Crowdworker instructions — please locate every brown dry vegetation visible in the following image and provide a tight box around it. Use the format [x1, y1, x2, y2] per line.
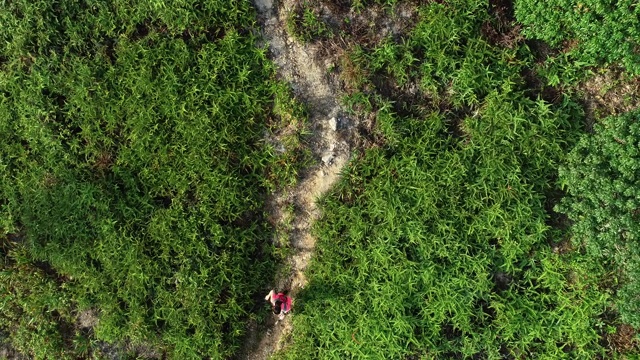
[578, 67, 640, 130]
[607, 324, 639, 354]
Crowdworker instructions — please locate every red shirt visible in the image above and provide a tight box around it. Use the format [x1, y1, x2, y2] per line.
[274, 293, 292, 313]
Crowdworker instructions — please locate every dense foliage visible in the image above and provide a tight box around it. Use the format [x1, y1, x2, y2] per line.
[0, 246, 81, 359]
[279, 1, 621, 358]
[515, 0, 640, 74]
[0, 0, 307, 358]
[558, 110, 640, 329]
[1, 0, 639, 358]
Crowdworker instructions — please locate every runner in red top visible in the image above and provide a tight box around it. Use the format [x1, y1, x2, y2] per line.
[265, 289, 292, 320]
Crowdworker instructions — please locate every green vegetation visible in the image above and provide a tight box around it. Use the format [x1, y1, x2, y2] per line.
[515, 0, 640, 74]
[0, 0, 307, 358]
[286, 2, 333, 43]
[558, 110, 640, 329]
[1, 0, 640, 358]
[0, 246, 82, 359]
[279, 1, 631, 358]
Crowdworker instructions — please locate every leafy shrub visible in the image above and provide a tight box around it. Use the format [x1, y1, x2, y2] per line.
[515, 0, 640, 74]
[0, 0, 307, 358]
[558, 110, 640, 328]
[0, 245, 83, 360]
[279, 1, 616, 358]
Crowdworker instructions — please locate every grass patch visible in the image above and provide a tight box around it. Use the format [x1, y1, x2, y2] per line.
[286, 2, 334, 43]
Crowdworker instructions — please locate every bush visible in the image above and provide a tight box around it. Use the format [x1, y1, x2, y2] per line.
[515, 0, 640, 74]
[0, 0, 306, 357]
[279, 1, 613, 358]
[558, 110, 640, 328]
[0, 247, 79, 360]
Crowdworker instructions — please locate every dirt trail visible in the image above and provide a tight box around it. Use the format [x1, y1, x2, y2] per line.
[239, 1, 419, 357]
[241, 0, 352, 358]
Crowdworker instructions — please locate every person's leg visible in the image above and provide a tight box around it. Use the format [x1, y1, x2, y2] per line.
[264, 289, 275, 304]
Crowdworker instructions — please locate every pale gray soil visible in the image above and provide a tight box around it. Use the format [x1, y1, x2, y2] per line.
[241, 0, 417, 358]
[242, 0, 351, 357]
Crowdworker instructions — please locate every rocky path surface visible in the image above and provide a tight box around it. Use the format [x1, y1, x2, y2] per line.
[240, 0, 418, 357]
[241, 0, 352, 358]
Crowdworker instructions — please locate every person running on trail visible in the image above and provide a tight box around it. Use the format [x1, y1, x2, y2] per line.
[265, 289, 292, 320]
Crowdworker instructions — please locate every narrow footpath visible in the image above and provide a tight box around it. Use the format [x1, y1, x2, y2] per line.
[242, 0, 352, 358]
